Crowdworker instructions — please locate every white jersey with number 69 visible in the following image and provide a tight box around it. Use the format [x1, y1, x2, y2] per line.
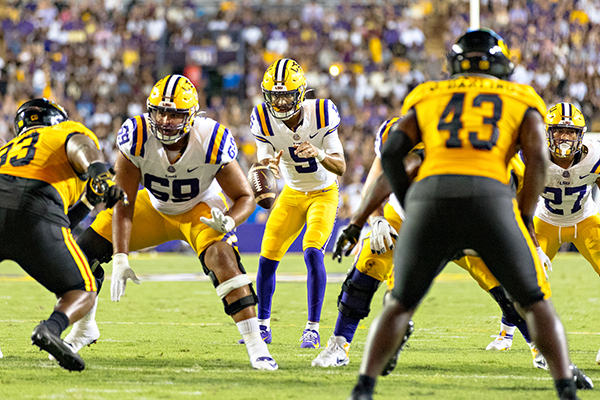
[116, 114, 237, 215]
[536, 138, 600, 226]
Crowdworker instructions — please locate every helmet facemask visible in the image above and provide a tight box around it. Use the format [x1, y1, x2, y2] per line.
[262, 86, 305, 120]
[547, 126, 584, 158]
[147, 105, 197, 145]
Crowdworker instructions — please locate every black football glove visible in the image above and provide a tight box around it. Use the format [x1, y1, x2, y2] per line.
[332, 224, 362, 263]
[85, 162, 128, 208]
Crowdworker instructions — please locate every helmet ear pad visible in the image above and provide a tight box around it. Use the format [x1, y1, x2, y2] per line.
[14, 98, 69, 136]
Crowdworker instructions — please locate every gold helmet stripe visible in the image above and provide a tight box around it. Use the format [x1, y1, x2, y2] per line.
[163, 75, 182, 99]
[275, 59, 290, 83]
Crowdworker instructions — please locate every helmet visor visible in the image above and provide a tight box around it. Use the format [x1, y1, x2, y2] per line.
[263, 89, 302, 119]
[148, 107, 190, 144]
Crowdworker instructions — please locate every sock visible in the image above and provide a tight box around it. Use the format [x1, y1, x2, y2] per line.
[353, 374, 376, 395]
[306, 321, 319, 332]
[237, 318, 270, 362]
[78, 296, 99, 325]
[256, 257, 279, 320]
[334, 313, 361, 343]
[258, 318, 270, 329]
[304, 247, 326, 323]
[44, 310, 70, 336]
[555, 378, 577, 400]
[500, 319, 516, 338]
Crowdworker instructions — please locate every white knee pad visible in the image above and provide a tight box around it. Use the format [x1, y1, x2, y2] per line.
[216, 274, 252, 299]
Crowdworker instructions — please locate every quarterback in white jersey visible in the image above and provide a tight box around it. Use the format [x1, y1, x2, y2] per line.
[248, 59, 345, 349]
[73, 75, 278, 370]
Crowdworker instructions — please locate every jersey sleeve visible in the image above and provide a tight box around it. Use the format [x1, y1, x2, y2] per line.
[250, 104, 275, 157]
[515, 84, 547, 118]
[204, 120, 237, 165]
[374, 118, 401, 158]
[317, 99, 341, 137]
[116, 115, 149, 168]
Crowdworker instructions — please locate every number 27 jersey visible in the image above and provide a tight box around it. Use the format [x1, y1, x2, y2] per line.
[536, 139, 600, 226]
[117, 115, 237, 215]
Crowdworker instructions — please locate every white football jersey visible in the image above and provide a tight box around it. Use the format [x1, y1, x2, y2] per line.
[536, 138, 600, 226]
[374, 118, 405, 220]
[116, 114, 237, 215]
[250, 99, 344, 192]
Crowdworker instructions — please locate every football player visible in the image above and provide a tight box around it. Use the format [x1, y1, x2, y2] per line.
[349, 29, 588, 400]
[313, 118, 539, 371]
[487, 102, 600, 366]
[247, 58, 345, 348]
[0, 98, 125, 370]
[72, 75, 278, 370]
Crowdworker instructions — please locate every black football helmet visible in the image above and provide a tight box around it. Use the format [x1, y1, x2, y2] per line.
[14, 98, 69, 136]
[447, 29, 514, 80]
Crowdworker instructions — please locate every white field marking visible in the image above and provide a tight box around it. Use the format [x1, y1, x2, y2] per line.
[67, 389, 145, 393]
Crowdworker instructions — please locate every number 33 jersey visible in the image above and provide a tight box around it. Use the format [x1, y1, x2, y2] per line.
[536, 138, 600, 226]
[250, 99, 343, 192]
[116, 114, 237, 215]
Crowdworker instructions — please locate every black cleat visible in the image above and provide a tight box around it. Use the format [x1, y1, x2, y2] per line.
[31, 323, 85, 371]
[571, 364, 593, 390]
[348, 388, 373, 400]
[381, 320, 414, 376]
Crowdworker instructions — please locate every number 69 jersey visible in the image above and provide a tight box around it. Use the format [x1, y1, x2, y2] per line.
[116, 114, 237, 215]
[250, 99, 343, 192]
[536, 138, 600, 226]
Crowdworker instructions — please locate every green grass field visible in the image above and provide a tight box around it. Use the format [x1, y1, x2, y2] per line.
[1, 252, 599, 400]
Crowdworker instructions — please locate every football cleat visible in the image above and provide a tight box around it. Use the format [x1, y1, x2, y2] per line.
[381, 319, 414, 376]
[486, 330, 513, 351]
[311, 335, 350, 367]
[64, 319, 100, 352]
[31, 323, 85, 371]
[251, 356, 279, 371]
[529, 344, 548, 370]
[300, 329, 320, 349]
[348, 387, 374, 400]
[238, 325, 272, 344]
[571, 364, 594, 390]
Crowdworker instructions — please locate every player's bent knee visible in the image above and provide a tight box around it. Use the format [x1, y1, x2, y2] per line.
[77, 228, 113, 265]
[337, 267, 381, 319]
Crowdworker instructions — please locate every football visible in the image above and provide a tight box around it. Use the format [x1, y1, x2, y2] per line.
[248, 163, 278, 209]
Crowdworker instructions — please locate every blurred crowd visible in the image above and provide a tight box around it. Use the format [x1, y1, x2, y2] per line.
[1, 0, 600, 219]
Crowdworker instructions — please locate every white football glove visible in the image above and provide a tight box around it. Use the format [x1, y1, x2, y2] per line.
[536, 246, 553, 279]
[369, 216, 398, 254]
[200, 208, 236, 234]
[111, 253, 141, 302]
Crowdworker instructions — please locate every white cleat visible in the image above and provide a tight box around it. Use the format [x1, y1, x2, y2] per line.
[252, 356, 278, 371]
[486, 330, 513, 351]
[530, 344, 548, 370]
[49, 320, 99, 361]
[311, 335, 350, 367]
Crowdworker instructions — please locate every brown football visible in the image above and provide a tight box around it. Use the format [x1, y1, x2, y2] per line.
[247, 163, 278, 209]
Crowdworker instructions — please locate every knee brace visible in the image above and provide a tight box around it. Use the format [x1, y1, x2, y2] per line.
[337, 267, 381, 320]
[199, 249, 258, 315]
[93, 265, 105, 293]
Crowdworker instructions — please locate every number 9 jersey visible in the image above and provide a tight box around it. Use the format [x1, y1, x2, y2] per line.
[116, 114, 237, 215]
[401, 76, 546, 184]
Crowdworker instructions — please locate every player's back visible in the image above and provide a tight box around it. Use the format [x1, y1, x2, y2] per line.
[402, 76, 546, 185]
[0, 121, 99, 214]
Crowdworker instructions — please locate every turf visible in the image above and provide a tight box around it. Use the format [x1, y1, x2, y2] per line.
[0, 252, 598, 399]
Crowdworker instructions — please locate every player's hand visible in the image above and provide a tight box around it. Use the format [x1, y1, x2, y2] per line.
[536, 247, 552, 278]
[369, 216, 398, 254]
[294, 141, 319, 158]
[200, 208, 236, 233]
[332, 224, 362, 263]
[110, 253, 141, 302]
[267, 150, 284, 179]
[85, 162, 129, 207]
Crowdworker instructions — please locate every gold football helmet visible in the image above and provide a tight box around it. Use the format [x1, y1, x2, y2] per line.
[261, 58, 307, 120]
[545, 102, 586, 158]
[147, 75, 199, 145]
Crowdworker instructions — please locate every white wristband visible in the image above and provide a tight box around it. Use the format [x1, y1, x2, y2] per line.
[316, 149, 326, 162]
[113, 253, 129, 263]
[80, 194, 95, 210]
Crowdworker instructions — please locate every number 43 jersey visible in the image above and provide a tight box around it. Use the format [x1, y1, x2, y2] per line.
[117, 114, 237, 215]
[536, 138, 600, 227]
[401, 75, 547, 185]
